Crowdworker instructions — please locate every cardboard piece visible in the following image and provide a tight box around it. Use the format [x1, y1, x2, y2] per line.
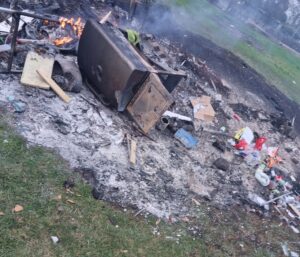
[190, 96, 215, 122]
[21, 51, 54, 89]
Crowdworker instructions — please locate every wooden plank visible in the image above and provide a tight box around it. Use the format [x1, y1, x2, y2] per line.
[129, 139, 137, 166]
[21, 51, 53, 89]
[37, 69, 71, 103]
[288, 204, 300, 218]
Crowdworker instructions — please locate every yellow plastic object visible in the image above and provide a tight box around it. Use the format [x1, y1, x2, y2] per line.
[234, 128, 245, 140]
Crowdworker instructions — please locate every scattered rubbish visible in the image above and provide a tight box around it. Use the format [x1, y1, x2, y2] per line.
[190, 96, 215, 122]
[264, 192, 293, 204]
[0, 211, 4, 216]
[281, 243, 290, 256]
[126, 29, 140, 46]
[157, 116, 170, 131]
[233, 113, 241, 121]
[38, 69, 71, 103]
[287, 209, 296, 219]
[0, 44, 11, 53]
[248, 193, 269, 210]
[21, 51, 53, 90]
[282, 243, 300, 257]
[288, 204, 300, 218]
[213, 158, 230, 171]
[265, 147, 282, 168]
[220, 126, 226, 132]
[163, 111, 192, 122]
[66, 199, 75, 204]
[174, 128, 198, 149]
[244, 150, 261, 166]
[235, 127, 254, 145]
[290, 225, 300, 234]
[291, 252, 299, 257]
[12, 204, 24, 213]
[202, 128, 230, 137]
[215, 94, 222, 102]
[255, 164, 270, 186]
[51, 236, 59, 244]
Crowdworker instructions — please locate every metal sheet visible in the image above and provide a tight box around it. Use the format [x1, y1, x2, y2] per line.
[78, 20, 149, 111]
[127, 73, 174, 133]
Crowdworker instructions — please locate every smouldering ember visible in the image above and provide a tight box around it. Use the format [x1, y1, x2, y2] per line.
[53, 17, 85, 46]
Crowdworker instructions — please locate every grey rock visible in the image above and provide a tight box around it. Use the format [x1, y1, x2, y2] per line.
[213, 158, 230, 171]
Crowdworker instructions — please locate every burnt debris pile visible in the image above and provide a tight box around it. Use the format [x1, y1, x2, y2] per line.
[0, 0, 299, 237]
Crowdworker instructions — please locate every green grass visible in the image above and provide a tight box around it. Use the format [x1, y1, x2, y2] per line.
[0, 120, 299, 257]
[167, 0, 300, 103]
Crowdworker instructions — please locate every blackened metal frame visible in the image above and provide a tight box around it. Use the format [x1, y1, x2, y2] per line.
[0, 7, 59, 74]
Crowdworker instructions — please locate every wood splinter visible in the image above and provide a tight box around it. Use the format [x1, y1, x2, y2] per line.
[37, 69, 71, 103]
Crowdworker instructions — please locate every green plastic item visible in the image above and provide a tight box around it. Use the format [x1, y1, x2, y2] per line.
[126, 29, 140, 46]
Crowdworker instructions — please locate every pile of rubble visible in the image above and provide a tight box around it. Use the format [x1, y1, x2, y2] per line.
[0, 2, 299, 237]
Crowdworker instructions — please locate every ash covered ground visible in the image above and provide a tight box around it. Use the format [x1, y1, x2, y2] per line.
[0, 1, 299, 220]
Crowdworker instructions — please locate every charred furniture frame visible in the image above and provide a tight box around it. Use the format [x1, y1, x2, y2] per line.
[0, 7, 59, 74]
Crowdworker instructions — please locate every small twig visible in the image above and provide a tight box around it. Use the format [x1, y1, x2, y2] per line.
[265, 192, 293, 204]
[291, 116, 296, 127]
[100, 11, 112, 24]
[79, 95, 104, 123]
[134, 208, 145, 217]
[210, 78, 217, 92]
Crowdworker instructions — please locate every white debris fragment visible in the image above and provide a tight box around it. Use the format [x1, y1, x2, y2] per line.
[51, 236, 59, 244]
[291, 251, 299, 257]
[163, 111, 192, 122]
[290, 225, 300, 234]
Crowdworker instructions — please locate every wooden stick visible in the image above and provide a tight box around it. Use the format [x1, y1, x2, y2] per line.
[265, 192, 293, 204]
[210, 78, 217, 92]
[130, 139, 137, 166]
[17, 38, 49, 45]
[288, 204, 300, 218]
[37, 69, 71, 103]
[100, 11, 112, 24]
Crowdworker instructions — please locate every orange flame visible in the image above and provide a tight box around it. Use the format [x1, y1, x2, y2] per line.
[53, 37, 73, 46]
[53, 17, 84, 46]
